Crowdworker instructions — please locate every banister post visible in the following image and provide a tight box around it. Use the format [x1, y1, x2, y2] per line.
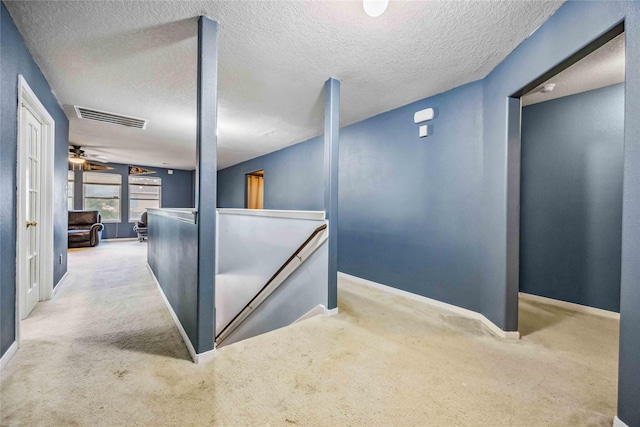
[195, 16, 218, 354]
[324, 78, 340, 310]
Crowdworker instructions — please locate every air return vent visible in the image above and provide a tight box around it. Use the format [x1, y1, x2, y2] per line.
[74, 106, 148, 129]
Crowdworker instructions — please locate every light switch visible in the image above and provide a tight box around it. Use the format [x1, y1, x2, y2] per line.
[419, 125, 428, 138]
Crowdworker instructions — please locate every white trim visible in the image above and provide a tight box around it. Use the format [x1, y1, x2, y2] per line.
[613, 416, 629, 427]
[294, 304, 327, 323]
[324, 307, 339, 316]
[217, 208, 325, 221]
[519, 292, 620, 320]
[146, 264, 216, 364]
[0, 342, 19, 371]
[15, 75, 56, 346]
[102, 238, 139, 242]
[480, 316, 521, 340]
[147, 208, 197, 224]
[338, 272, 520, 340]
[194, 348, 217, 364]
[53, 271, 69, 296]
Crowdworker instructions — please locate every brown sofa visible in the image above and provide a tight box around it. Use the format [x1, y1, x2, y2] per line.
[68, 210, 104, 248]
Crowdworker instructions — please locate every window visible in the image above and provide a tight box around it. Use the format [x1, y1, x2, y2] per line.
[83, 172, 121, 222]
[68, 170, 74, 210]
[129, 175, 161, 222]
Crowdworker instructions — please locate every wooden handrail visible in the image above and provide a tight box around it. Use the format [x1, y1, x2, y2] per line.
[215, 223, 328, 343]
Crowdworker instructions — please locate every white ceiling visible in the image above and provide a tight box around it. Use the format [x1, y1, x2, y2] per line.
[5, 0, 564, 170]
[522, 33, 625, 106]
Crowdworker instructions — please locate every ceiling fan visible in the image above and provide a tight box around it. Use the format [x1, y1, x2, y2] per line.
[68, 145, 112, 171]
[68, 145, 108, 164]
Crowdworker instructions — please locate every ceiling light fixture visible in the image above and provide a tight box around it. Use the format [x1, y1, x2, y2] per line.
[68, 155, 85, 164]
[363, 0, 388, 17]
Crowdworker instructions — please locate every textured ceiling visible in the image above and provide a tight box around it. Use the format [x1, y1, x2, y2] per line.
[523, 33, 625, 106]
[5, 0, 564, 170]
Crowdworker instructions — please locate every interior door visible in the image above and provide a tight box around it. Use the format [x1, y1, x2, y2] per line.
[20, 105, 43, 319]
[246, 173, 264, 209]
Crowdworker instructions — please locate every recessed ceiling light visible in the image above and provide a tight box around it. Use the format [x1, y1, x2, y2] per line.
[363, 0, 388, 17]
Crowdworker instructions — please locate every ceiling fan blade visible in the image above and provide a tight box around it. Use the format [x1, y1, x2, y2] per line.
[68, 145, 109, 163]
[84, 154, 109, 163]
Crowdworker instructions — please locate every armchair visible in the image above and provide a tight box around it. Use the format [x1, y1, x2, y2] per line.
[68, 210, 104, 248]
[133, 212, 148, 241]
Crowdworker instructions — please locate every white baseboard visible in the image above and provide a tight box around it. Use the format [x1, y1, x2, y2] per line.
[295, 305, 327, 323]
[146, 264, 216, 364]
[293, 305, 339, 322]
[103, 238, 139, 242]
[613, 416, 629, 427]
[53, 271, 69, 296]
[519, 292, 620, 320]
[0, 341, 18, 370]
[338, 272, 520, 341]
[324, 307, 339, 316]
[195, 348, 217, 364]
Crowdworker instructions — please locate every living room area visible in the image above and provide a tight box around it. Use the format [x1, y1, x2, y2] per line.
[66, 161, 195, 247]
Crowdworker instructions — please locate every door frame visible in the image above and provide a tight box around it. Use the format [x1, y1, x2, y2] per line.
[245, 169, 264, 209]
[15, 75, 55, 342]
[504, 23, 624, 330]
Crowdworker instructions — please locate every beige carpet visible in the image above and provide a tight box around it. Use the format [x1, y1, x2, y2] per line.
[0, 241, 618, 426]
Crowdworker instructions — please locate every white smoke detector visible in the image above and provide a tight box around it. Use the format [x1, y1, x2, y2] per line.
[539, 83, 556, 94]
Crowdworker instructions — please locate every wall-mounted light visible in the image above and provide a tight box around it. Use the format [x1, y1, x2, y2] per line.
[363, 0, 389, 17]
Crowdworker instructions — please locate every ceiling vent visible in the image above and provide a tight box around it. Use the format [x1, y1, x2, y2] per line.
[74, 106, 148, 129]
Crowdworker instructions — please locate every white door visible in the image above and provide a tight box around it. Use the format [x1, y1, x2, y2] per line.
[20, 105, 43, 319]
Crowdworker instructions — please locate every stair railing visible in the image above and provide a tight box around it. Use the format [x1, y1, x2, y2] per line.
[215, 223, 328, 346]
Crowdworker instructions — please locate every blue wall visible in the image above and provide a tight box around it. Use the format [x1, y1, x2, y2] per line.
[339, 81, 483, 311]
[219, 81, 484, 312]
[520, 84, 624, 312]
[619, 8, 640, 427]
[217, 3, 640, 422]
[1, 3, 69, 357]
[218, 136, 323, 210]
[480, 0, 633, 332]
[4, 1, 640, 424]
[479, 2, 639, 424]
[71, 163, 194, 239]
[147, 213, 198, 349]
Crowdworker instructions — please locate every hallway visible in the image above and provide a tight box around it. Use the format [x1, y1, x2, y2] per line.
[1, 241, 619, 426]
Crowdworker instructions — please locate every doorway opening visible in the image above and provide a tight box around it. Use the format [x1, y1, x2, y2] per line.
[246, 170, 264, 209]
[510, 23, 625, 329]
[505, 24, 625, 421]
[15, 75, 55, 335]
